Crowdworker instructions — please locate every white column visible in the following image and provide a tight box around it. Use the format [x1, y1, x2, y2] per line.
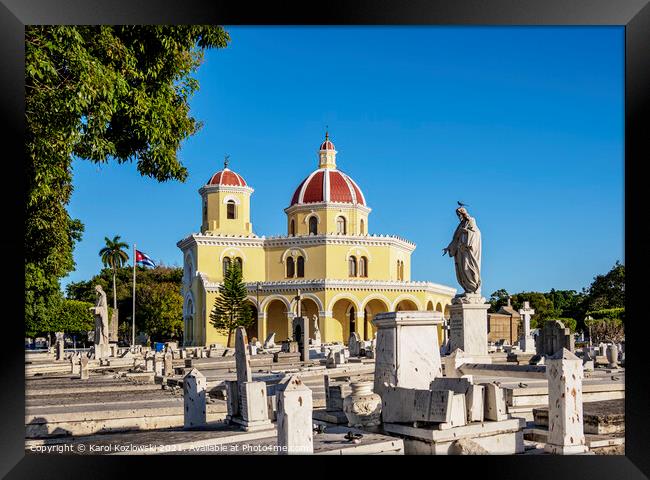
[544, 348, 588, 454]
[276, 375, 313, 455]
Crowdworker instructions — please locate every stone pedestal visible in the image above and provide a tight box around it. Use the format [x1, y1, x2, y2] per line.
[183, 368, 207, 429]
[372, 311, 443, 397]
[94, 343, 110, 360]
[519, 335, 536, 354]
[448, 295, 489, 357]
[544, 348, 588, 454]
[276, 375, 313, 454]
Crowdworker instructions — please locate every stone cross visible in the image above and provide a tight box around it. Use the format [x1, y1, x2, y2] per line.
[544, 348, 588, 454]
[276, 375, 313, 455]
[518, 301, 535, 338]
[183, 368, 207, 429]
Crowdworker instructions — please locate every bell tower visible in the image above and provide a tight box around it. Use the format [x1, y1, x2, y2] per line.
[200, 156, 254, 235]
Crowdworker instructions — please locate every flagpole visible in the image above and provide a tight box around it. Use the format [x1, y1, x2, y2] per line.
[132, 243, 136, 348]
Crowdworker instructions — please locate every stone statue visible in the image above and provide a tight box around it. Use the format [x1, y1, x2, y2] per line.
[443, 206, 482, 296]
[312, 314, 320, 335]
[90, 285, 109, 346]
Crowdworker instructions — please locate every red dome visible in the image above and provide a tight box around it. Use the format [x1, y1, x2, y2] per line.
[290, 169, 366, 206]
[207, 168, 247, 187]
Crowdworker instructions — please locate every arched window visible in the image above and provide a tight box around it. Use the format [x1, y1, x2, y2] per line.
[227, 200, 236, 219]
[348, 256, 357, 277]
[202, 199, 207, 223]
[296, 256, 305, 278]
[349, 307, 356, 333]
[397, 260, 403, 281]
[336, 216, 346, 234]
[235, 257, 243, 272]
[360, 219, 365, 234]
[359, 256, 368, 277]
[223, 257, 231, 276]
[308, 216, 318, 235]
[290, 219, 295, 236]
[286, 256, 295, 278]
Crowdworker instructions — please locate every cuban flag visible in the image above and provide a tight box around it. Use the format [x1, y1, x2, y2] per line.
[135, 250, 155, 268]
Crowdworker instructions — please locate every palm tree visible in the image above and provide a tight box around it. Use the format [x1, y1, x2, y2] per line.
[99, 235, 130, 314]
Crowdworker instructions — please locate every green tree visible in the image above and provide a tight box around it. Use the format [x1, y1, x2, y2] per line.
[510, 292, 555, 329]
[99, 235, 129, 317]
[210, 264, 253, 347]
[136, 282, 183, 342]
[488, 289, 510, 312]
[26, 25, 230, 335]
[66, 264, 183, 339]
[583, 261, 625, 312]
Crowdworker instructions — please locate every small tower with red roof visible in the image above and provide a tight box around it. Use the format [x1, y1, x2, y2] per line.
[199, 155, 254, 236]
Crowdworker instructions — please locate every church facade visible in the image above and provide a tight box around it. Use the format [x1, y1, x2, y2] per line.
[177, 134, 456, 346]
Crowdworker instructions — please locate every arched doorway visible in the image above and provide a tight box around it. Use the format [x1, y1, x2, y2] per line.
[396, 299, 418, 311]
[331, 298, 357, 343]
[184, 297, 194, 347]
[266, 299, 289, 341]
[363, 298, 389, 340]
[295, 297, 320, 339]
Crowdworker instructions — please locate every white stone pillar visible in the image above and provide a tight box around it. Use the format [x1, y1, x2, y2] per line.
[276, 375, 313, 455]
[183, 368, 207, 429]
[448, 296, 489, 357]
[163, 351, 174, 376]
[79, 356, 89, 380]
[544, 348, 588, 454]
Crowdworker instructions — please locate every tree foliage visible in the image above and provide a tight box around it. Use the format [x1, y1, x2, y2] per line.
[66, 265, 183, 342]
[25, 25, 230, 336]
[487, 261, 624, 334]
[210, 263, 253, 347]
[583, 261, 625, 312]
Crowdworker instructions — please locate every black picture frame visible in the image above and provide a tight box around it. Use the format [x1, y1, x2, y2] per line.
[2, 0, 647, 477]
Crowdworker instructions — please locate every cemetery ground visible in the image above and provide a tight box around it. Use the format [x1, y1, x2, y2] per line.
[25, 314, 625, 456]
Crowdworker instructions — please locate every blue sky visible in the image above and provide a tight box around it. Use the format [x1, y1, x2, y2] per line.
[63, 26, 624, 296]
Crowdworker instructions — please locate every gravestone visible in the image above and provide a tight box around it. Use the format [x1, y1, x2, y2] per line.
[537, 320, 574, 356]
[227, 327, 272, 431]
[183, 368, 207, 429]
[518, 301, 536, 353]
[312, 314, 321, 347]
[348, 332, 361, 357]
[276, 375, 313, 455]
[263, 332, 276, 349]
[163, 352, 173, 376]
[381, 387, 467, 428]
[430, 377, 485, 422]
[235, 326, 252, 384]
[79, 356, 89, 380]
[544, 349, 588, 454]
[70, 353, 80, 374]
[281, 340, 299, 353]
[153, 353, 163, 376]
[448, 294, 489, 357]
[373, 311, 443, 398]
[144, 352, 154, 373]
[55, 338, 65, 361]
[482, 383, 508, 421]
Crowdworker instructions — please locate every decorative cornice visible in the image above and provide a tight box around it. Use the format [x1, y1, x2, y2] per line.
[177, 233, 416, 251]
[199, 184, 254, 196]
[284, 202, 372, 215]
[198, 276, 456, 296]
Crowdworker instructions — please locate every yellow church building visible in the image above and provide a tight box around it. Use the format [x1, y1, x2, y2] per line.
[177, 133, 456, 347]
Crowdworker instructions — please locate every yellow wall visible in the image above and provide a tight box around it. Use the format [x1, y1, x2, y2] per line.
[201, 188, 253, 235]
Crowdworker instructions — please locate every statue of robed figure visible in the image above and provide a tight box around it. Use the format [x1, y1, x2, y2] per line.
[443, 206, 482, 295]
[90, 285, 109, 346]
